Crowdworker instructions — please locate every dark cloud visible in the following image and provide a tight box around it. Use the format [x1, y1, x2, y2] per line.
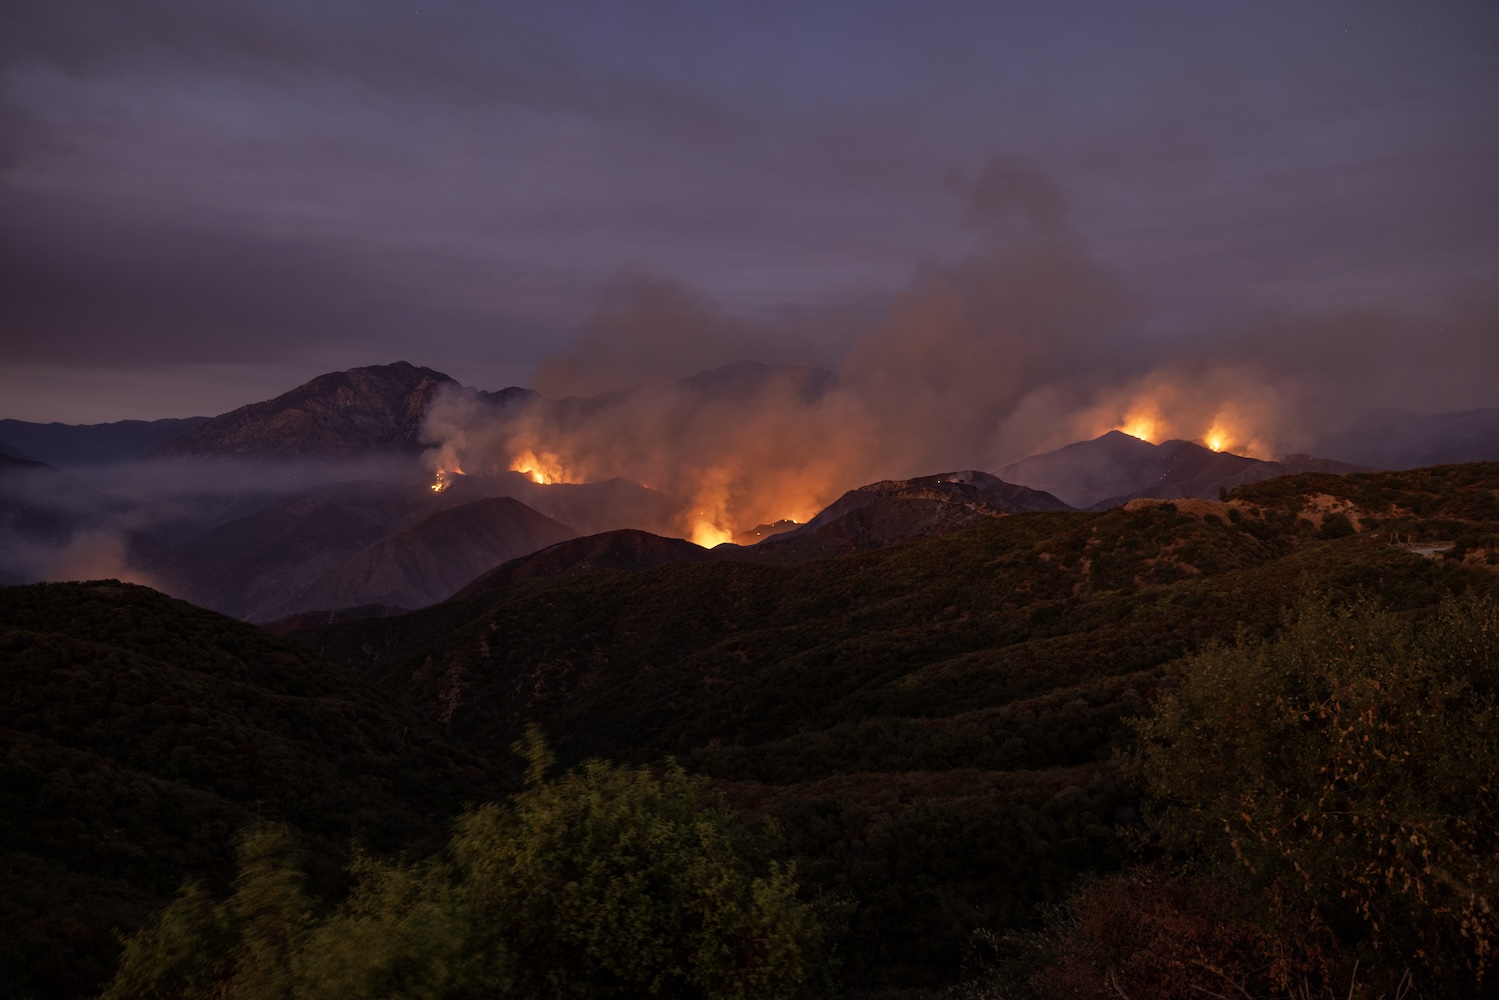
[0, 1, 1496, 424]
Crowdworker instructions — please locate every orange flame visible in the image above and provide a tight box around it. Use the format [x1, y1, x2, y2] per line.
[689, 518, 734, 547]
[1115, 402, 1161, 443]
[510, 448, 574, 485]
[430, 466, 462, 492]
[686, 468, 736, 546]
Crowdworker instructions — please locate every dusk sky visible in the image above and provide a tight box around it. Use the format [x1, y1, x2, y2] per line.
[3, 0, 1497, 425]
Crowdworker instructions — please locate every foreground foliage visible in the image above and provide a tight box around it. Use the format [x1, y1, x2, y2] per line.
[8, 463, 1499, 995]
[105, 735, 827, 1000]
[1136, 593, 1499, 994]
[959, 592, 1499, 998]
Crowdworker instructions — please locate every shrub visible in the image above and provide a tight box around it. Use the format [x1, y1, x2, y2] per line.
[1131, 593, 1499, 993]
[103, 732, 826, 1000]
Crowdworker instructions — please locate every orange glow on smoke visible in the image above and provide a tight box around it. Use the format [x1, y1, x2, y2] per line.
[689, 518, 734, 547]
[1115, 403, 1161, 443]
[510, 449, 574, 485]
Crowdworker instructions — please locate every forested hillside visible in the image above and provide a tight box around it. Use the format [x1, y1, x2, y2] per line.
[0, 583, 510, 999]
[292, 463, 1499, 989]
[4, 463, 1497, 997]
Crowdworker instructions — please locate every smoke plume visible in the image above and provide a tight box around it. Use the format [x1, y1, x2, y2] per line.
[422, 159, 1499, 542]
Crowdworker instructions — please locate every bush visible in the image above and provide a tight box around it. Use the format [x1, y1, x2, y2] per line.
[1131, 593, 1499, 994]
[103, 731, 827, 1000]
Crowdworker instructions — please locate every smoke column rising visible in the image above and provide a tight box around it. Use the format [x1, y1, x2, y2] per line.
[422, 160, 1499, 542]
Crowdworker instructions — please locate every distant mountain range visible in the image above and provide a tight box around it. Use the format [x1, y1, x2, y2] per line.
[999, 431, 1371, 510]
[0, 417, 210, 466]
[3, 360, 1496, 622]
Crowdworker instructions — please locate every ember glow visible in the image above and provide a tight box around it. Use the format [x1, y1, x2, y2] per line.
[510, 449, 574, 485]
[430, 468, 461, 492]
[1117, 407, 1161, 443]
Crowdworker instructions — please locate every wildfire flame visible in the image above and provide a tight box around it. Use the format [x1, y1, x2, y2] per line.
[510, 448, 574, 485]
[430, 467, 462, 492]
[690, 517, 734, 547]
[1116, 403, 1161, 443]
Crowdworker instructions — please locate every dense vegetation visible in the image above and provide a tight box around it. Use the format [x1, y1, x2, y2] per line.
[0, 583, 509, 999]
[957, 592, 1499, 998]
[292, 463, 1499, 990]
[106, 733, 829, 1000]
[3, 462, 1497, 996]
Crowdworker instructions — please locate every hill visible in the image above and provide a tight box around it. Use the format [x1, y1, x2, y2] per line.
[290, 462, 1499, 989]
[149, 480, 583, 621]
[0, 581, 510, 1000]
[148, 473, 683, 620]
[733, 469, 1072, 562]
[282, 496, 580, 614]
[455, 528, 711, 598]
[153, 362, 454, 459]
[1000, 430, 1367, 508]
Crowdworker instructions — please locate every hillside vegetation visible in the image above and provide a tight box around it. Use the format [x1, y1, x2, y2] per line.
[4, 462, 1497, 997]
[291, 462, 1499, 989]
[0, 582, 509, 1000]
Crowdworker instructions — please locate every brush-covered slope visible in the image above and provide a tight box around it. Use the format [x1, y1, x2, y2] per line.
[293, 463, 1499, 988]
[725, 470, 1071, 563]
[154, 361, 454, 459]
[0, 580, 510, 1000]
[455, 528, 711, 599]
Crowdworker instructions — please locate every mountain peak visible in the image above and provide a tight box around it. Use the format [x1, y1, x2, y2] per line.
[154, 362, 457, 459]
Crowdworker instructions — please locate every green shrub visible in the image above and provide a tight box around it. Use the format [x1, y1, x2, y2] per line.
[1131, 593, 1499, 993]
[103, 732, 826, 1000]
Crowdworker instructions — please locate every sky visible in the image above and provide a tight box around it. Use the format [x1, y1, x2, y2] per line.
[2, 0, 1497, 426]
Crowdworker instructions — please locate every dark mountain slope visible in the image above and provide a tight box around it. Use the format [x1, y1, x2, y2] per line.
[150, 474, 673, 620]
[1000, 430, 1366, 509]
[0, 580, 510, 1000]
[154, 361, 454, 459]
[1312, 407, 1499, 469]
[278, 496, 579, 616]
[293, 464, 1499, 986]
[149, 479, 435, 619]
[726, 470, 1071, 562]
[0, 417, 210, 466]
[456, 528, 710, 599]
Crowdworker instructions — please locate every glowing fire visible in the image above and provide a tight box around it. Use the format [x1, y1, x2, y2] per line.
[1205, 429, 1226, 452]
[430, 467, 462, 492]
[690, 518, 734, 547]
[510, 448, 574, 485]
[1115, 402, 1161, 443]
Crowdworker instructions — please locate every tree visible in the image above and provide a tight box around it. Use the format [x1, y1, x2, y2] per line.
[1132, 593, 1499, 993]
[103, 732, 827, 999]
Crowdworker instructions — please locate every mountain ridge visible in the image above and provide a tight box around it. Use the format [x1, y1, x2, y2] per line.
[154, 361, 454, 459]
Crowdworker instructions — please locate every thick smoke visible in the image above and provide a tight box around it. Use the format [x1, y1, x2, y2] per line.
[423, 159, 1499, 541]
